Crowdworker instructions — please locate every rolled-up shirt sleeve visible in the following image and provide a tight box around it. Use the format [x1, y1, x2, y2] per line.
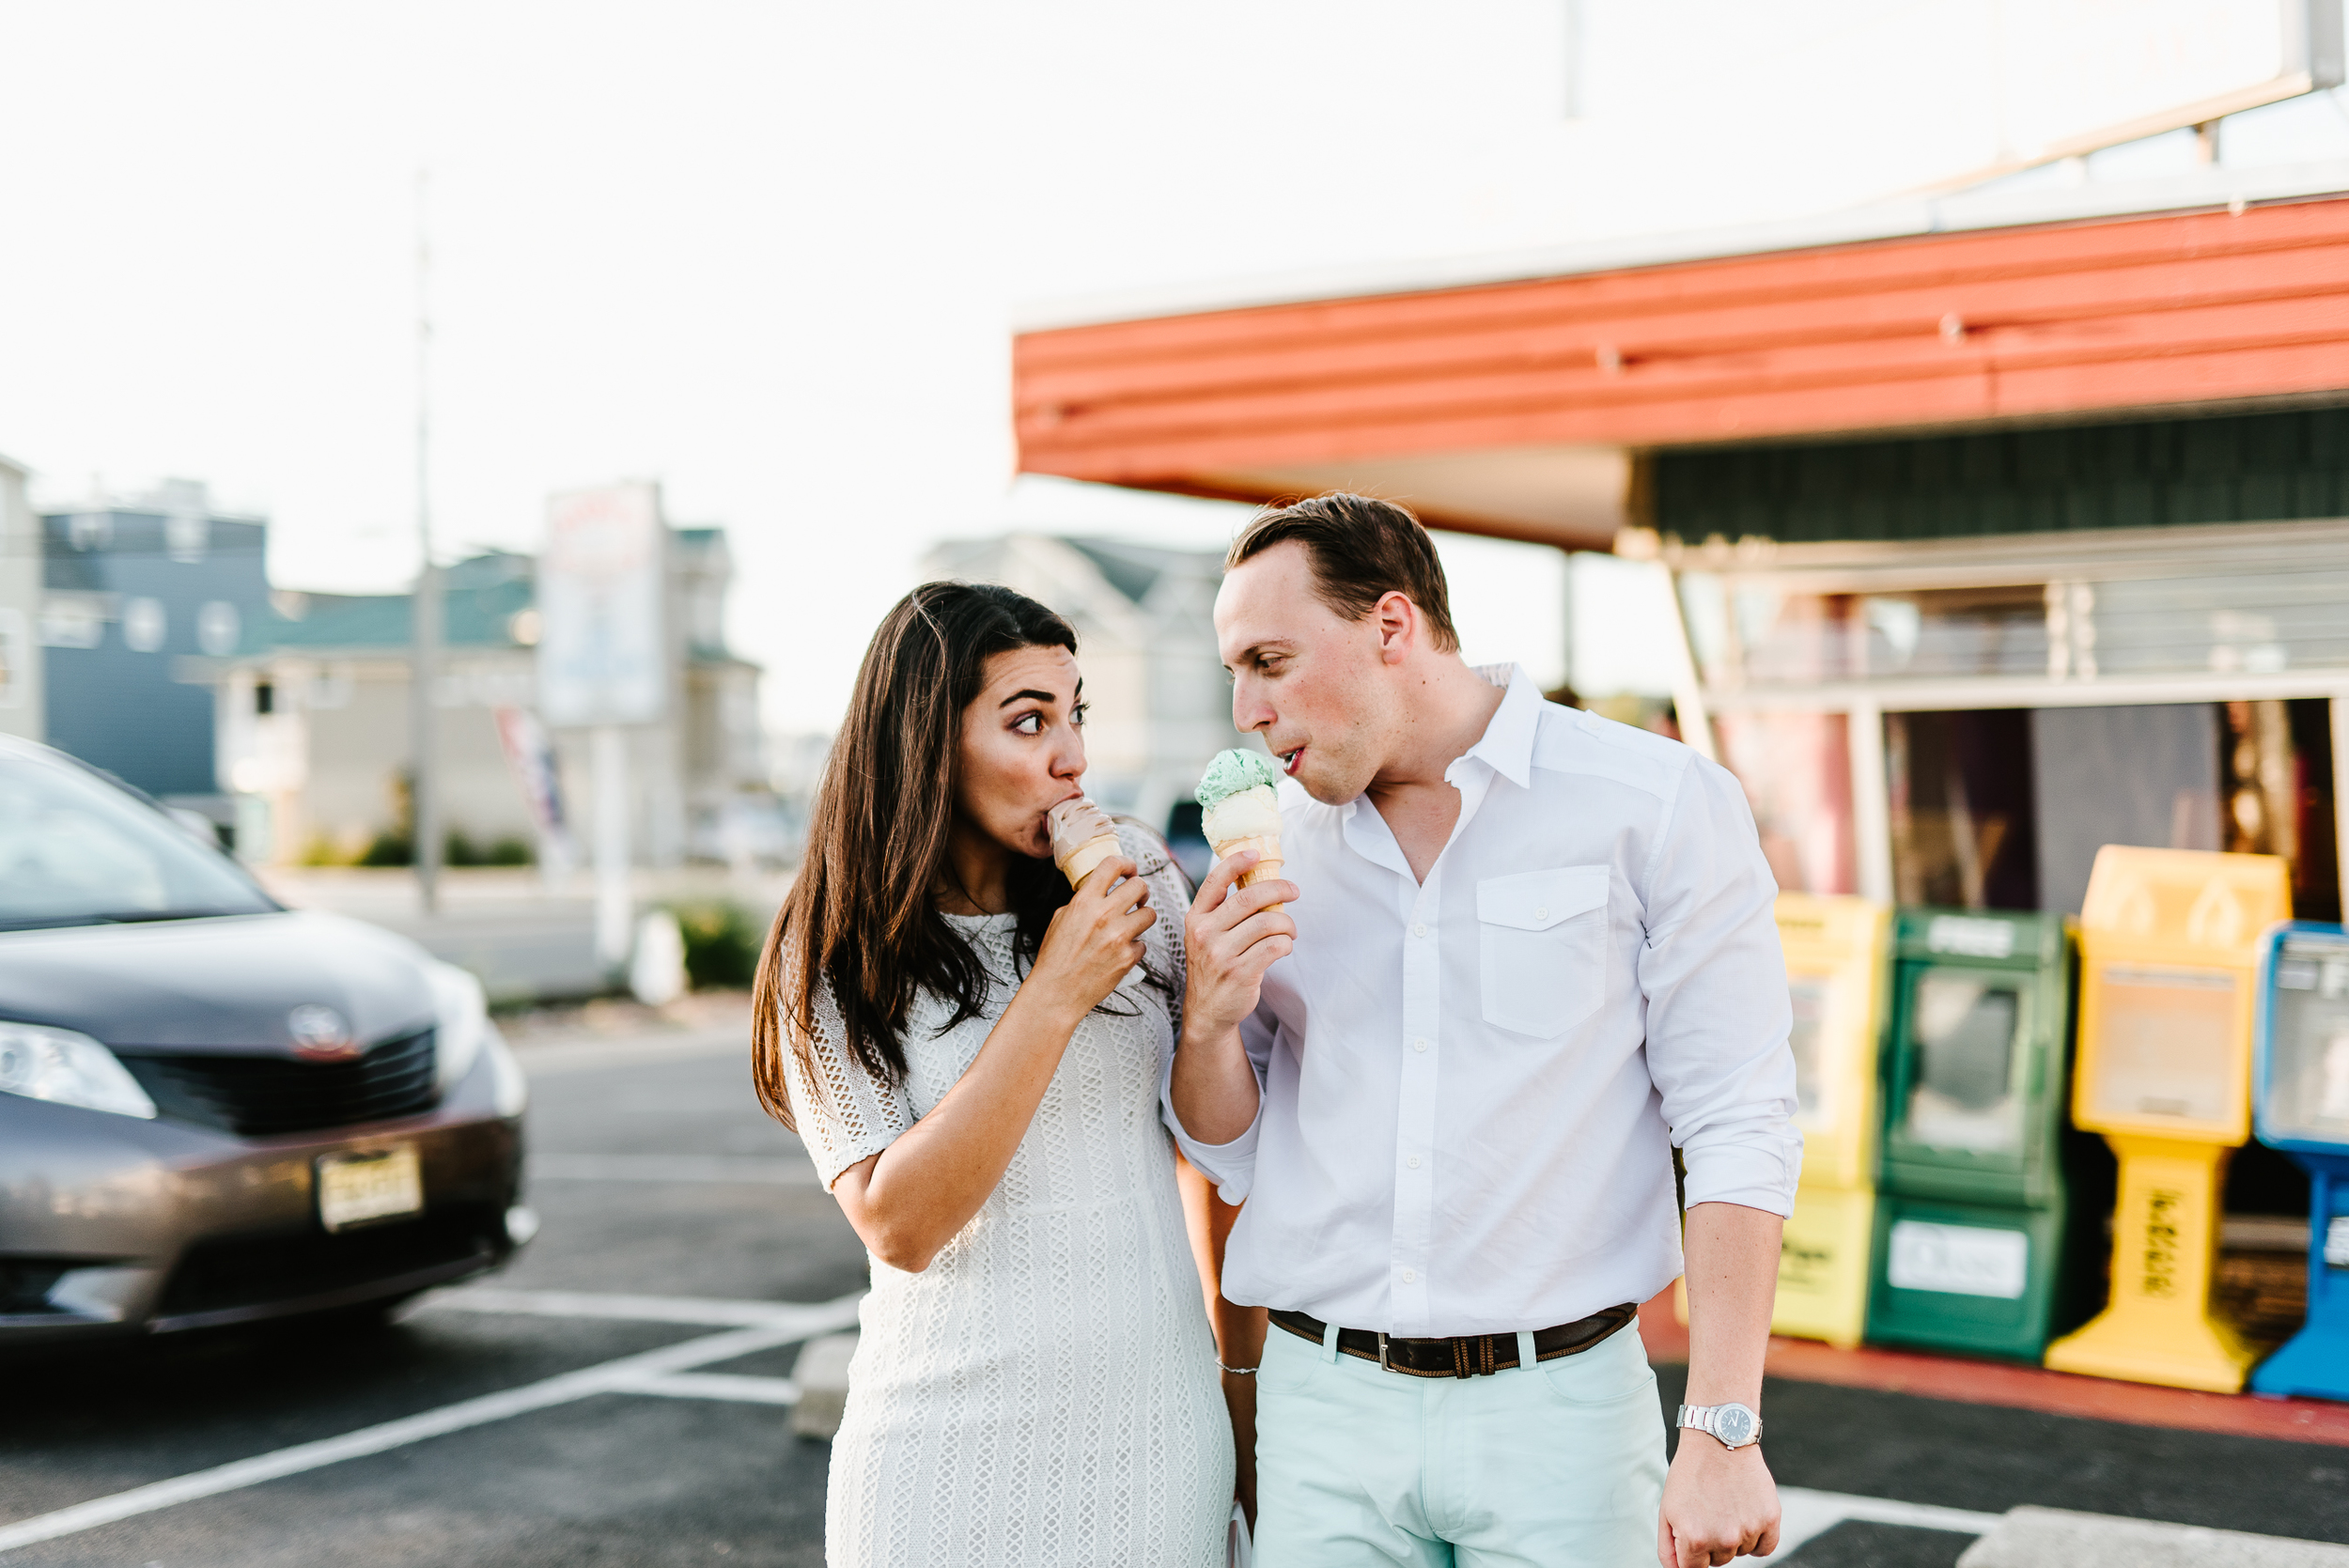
[1160, 999, 1274, 1203]
[1637, 753, 1802, 1217]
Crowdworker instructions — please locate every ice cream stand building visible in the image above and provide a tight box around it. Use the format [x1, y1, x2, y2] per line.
[1015, 166, 2349, 1386]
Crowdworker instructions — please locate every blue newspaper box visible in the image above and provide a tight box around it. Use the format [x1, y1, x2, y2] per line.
[2248, 923, 2349, 1403]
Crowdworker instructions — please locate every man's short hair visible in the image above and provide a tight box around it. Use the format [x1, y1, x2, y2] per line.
[1226, 492, 1459, 652]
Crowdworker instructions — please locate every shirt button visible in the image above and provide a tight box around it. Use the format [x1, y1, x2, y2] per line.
[1407, 1156, 1422, 1169]
[1412, 923, 1428, 939]
[1534, 906, 1548, 921]
[1412, 1037, 1428, 1052]
[1401, 1268, 1417, 1283]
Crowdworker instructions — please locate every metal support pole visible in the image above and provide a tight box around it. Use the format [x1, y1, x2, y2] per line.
[411, 167, 442, 914]
[594, 725, 632, 972]
[1558, 549, 1578, 697]
[1656, 565, 1718, 763]
[1847, 699, 1894, 904]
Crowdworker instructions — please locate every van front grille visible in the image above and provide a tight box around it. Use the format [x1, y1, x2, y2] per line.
[120, 1028, 439, 1136]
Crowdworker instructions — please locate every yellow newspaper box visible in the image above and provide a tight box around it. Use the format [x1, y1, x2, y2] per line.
[2043, 846, 2291, 1391]
[1770, 893, 1891, 1347]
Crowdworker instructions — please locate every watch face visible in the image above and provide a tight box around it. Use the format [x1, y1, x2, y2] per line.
[1715, 1405, 1756, 1446]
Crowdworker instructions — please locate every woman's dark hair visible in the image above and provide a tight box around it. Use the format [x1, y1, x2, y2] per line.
[751, 582, 1086, 1130]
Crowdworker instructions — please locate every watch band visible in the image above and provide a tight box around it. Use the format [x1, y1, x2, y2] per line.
[1676, 1402, 1763, 1450]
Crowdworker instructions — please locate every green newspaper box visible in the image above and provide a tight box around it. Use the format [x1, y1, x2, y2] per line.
[1865, 908, 2097, 1359]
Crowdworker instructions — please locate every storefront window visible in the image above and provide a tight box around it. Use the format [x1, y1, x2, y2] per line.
[1886, 709, 2038, 910]
[2029, 701, 2340, 921]
[1724, 587, 2047, 687]
[1716, 710, 1854, 895]
[2224, 699, 2342, 923]
[2087, 570, 2349, 680]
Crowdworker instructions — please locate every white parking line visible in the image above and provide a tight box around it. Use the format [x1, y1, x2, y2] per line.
[1768, 1485, 2002, 1557]
[415, 1287, 851, 1329]
[1962, 1505, 2349, 1567]
[0, 1290, 863, 1557]
[617, 1372, 803, 1405]
[526, 1154, 820, 1186]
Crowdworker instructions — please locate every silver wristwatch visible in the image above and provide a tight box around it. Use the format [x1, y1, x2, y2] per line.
[1677, 1402, 1762, 1451]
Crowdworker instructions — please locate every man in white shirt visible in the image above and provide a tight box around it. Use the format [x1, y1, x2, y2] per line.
[1171, 494, 1799, 1567]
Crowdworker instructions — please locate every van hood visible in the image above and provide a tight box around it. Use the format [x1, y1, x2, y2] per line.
[0, 910, 441, 1054]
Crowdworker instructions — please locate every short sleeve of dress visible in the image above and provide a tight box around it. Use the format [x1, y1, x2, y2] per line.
[1116, 821, 1190, 1038]
[779, 972, 917, 1189]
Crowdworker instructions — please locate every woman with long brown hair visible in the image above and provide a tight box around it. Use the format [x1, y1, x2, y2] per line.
[752, 582, 1282, 1566]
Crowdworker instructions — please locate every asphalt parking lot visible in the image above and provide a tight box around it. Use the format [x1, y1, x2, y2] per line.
[6, 1015, 2349, 1566]
[4, 1023, 864, 1568]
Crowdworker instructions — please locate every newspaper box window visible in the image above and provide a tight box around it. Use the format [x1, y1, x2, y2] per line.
[2248, 924, 2349, 1403]
[538, 483, 669, 972]
[2044, 846, 2291, 1393]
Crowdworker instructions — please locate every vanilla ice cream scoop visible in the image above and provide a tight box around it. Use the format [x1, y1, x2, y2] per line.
[1194, 749, 1286, 910]
[1047, 797, 1122, 888]
[1200, 784, 1281, 845]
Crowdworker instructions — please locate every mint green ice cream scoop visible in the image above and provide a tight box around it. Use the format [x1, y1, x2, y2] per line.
[1195, 748, 1280, 808]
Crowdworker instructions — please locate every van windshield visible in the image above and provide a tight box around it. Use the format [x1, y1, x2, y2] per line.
[0, 751, 278, 930]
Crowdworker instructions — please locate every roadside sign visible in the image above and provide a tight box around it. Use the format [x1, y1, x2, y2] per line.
[538, 483, 667, 728]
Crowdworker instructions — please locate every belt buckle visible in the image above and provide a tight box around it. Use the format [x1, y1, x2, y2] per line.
[1377, 1330, 1391, 1373]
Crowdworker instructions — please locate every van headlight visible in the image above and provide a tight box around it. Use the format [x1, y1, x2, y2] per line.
[0, 1022, 157, 1119]
[424, 961, 525, 1116]
[427, 961, 488, 1093]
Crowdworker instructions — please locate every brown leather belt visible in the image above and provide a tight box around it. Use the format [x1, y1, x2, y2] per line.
[1268, 1302, 1639, 1379]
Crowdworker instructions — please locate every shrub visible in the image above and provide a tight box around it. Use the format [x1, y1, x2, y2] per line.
[668, 900, 762, 990]
[358, 830, 413, 867]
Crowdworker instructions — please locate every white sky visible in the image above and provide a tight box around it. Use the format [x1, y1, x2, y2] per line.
[6, 2, 2349, 728]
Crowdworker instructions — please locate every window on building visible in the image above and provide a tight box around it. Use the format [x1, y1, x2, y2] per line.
[255, 682, 274, 716]
[1886, 708, 2038, 911]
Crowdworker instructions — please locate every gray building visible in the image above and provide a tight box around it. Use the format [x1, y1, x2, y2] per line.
[36, 481, 269, 806]
[0, 454, 38, 743]
[199, 527, 769, 869]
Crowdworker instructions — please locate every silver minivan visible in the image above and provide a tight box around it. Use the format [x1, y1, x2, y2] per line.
[0, 736, 531, 1343]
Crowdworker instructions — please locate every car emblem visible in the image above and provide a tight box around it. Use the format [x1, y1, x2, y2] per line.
[288, 1004, 360, 1061]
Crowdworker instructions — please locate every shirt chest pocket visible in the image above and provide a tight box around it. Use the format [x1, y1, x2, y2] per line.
[1476, 865, 1610, 1038]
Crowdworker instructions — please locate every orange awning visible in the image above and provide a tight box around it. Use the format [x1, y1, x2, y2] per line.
[1015, 196, 2349, 549]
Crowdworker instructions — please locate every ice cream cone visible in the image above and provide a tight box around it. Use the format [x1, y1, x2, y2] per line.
[1212, 833, 1285, 912]
[1057, 831, 1123, 889]
[1048, 797, 1124, 889]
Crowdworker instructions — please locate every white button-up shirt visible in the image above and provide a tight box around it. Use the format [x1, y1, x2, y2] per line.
[1166, 664, 1800, 1338]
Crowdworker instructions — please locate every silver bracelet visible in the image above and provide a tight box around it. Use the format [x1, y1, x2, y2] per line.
[1218, 1361, 1258, 1376]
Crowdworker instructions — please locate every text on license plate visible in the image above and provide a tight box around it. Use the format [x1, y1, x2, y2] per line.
[317, 1145, 424, 1232]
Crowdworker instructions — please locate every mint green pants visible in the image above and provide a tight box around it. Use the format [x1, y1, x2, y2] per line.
[1252, 1319, 1667, 1567]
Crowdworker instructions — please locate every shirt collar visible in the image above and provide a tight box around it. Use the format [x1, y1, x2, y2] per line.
[1445, 662, 1541, 792]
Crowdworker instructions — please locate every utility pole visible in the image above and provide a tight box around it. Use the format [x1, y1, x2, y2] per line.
[411, 167, 443, 914]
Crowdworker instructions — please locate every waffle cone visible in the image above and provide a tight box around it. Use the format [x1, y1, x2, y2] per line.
[1056, 832, 1123, 889]
[1212, 834, 1285, 912]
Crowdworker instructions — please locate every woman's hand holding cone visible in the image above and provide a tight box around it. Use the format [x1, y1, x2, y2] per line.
[1030, 855, 1153, 1020]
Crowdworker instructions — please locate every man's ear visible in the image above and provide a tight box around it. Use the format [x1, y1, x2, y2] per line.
[1372, 590, 1417, 665]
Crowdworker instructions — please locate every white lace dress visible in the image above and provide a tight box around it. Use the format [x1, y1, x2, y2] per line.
[782, 827, 1233, 1567]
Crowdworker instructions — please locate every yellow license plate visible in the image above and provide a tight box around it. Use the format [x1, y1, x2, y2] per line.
[316, 1145, 424, 1232]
